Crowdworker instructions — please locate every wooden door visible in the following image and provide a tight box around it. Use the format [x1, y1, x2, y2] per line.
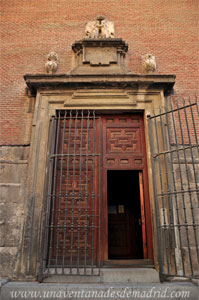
[48, 111, 101, 269]
[108, 206, 137, 258]
[101, 114, 153, 261]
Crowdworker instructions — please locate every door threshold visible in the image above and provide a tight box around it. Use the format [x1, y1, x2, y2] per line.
[103, 259, 154, 268]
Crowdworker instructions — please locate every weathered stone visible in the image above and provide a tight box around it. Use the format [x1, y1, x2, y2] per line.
[0, 203, 6, 246]
[0, 185, 22, 203]
[100, 268, 160, 283]
[0, 247, 18, 277]
[85, 16, 114, 39]
[0, 164, 27, 184]
[142, 54, 157, 73]
[84, 46, 117, 65]
[0, 146, 28, 278]
[0, 147, 29, 161]
[70, 38, 128, 74]
[45, 52, 58, 74]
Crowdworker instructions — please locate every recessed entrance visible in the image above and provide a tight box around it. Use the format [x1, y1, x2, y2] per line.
[108, 170, 144, 259]
[43, 111, 153, 278]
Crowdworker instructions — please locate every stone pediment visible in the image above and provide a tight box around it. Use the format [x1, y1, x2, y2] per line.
[70, 38, 128, 74]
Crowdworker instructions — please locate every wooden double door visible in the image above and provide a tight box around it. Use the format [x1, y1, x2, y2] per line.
[49, 111, 153, 268]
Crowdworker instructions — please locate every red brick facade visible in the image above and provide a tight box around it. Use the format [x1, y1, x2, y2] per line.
[1, 0, 198, 145]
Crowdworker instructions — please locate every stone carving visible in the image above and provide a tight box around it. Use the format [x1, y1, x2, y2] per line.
[142, 54, 156, 73]
[45, 52, 59, 74]
[85, 16, 115, 39]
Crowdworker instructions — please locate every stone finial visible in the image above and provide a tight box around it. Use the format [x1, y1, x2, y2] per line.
[45, 52, 59, 74]
[142, 54, 156, 73]
[85, 16, 115, 39]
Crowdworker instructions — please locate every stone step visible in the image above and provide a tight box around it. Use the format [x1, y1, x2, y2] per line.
[42, 268, 159, 283]
[100, 268, 160, 283]
[1, 281, 198, 300]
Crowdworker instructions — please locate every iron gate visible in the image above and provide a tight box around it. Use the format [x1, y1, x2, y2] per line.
[148, 96, 199, 280]
[39, 110, 101, 280]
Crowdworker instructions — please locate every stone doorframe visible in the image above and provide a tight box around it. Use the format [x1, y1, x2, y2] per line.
[19, 72, 175, 279]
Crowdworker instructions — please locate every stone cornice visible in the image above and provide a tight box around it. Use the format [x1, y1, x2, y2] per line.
[24, 73, 176, 96]
[72, 38, 128, 53]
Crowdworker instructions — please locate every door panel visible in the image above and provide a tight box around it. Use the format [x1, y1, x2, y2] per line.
[48, 111, 101, 269]
[101, 114, 153, 261]
[102, 115, 145, 170]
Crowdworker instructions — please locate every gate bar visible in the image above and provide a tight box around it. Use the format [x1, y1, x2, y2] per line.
[169, 100, 193, 275]
[69, 110, 78, 273]
[91, 111, 96, 274]
[149, 102, 196, 119]
[77, 110, 84, 274]
[154, 110, 170, 273]
[48, 112, 61, 275]
[148, 116, 164, 279]
[159, 107, 177, 273]
[62, 111, 72, 273]
[84, 110, 90, 274]
[177, 100, 199, 261]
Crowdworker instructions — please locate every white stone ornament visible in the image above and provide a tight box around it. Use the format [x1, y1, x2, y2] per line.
[142, 54, 157, 73]
[45, 52, 59, 74]
[85, 16, 115, 39]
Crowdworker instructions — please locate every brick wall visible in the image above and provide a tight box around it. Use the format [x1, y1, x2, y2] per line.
[1, 0, 198, 145]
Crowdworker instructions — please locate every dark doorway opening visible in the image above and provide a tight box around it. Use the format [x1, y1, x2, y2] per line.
[108, 170, 144, 259]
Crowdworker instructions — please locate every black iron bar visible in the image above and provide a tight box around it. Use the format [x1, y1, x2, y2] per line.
[54, 111, 66, 274]
[195, 96, 199, 116]
[179, 99, 199, 263]
[45, 225, 100, 229]
[51, 153, 100, 157]
[152, 144, 198, 158]
[159, 107, 177, 274]
[46, 193, 100, 197]
[69, 111, 78, 274]
[54, 116, 100, 120]
[48, 112, 61, 275]
[148, 116, 164, 278]
[59, 111, 67, 274]
[153, 110, 170, 274]
[188, 97, 199, 189]
[84, 110, 90, 274]
[55, 111, 64, 272]
[91, 111, 96, 274]
[188, 98, 199, 259]
[170, 100, 193, 276]
[42, 117, 57, 278]
[98, 116, 102, 275]
[62, 110, 72, 272]
[156, 189, 199, 196]
[158, 224, 199, 228]
[77, 110, 84, 274]
[165, 102, 185, 276]
[150, 102, 196, 119]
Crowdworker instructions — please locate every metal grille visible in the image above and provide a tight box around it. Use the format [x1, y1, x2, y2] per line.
[148, 97, 199, 280]
[39, 110, 101, 280]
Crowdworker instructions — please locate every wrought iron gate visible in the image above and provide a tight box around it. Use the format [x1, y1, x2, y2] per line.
[148, 97, 199, 280]
[39, 110, 101, 280]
